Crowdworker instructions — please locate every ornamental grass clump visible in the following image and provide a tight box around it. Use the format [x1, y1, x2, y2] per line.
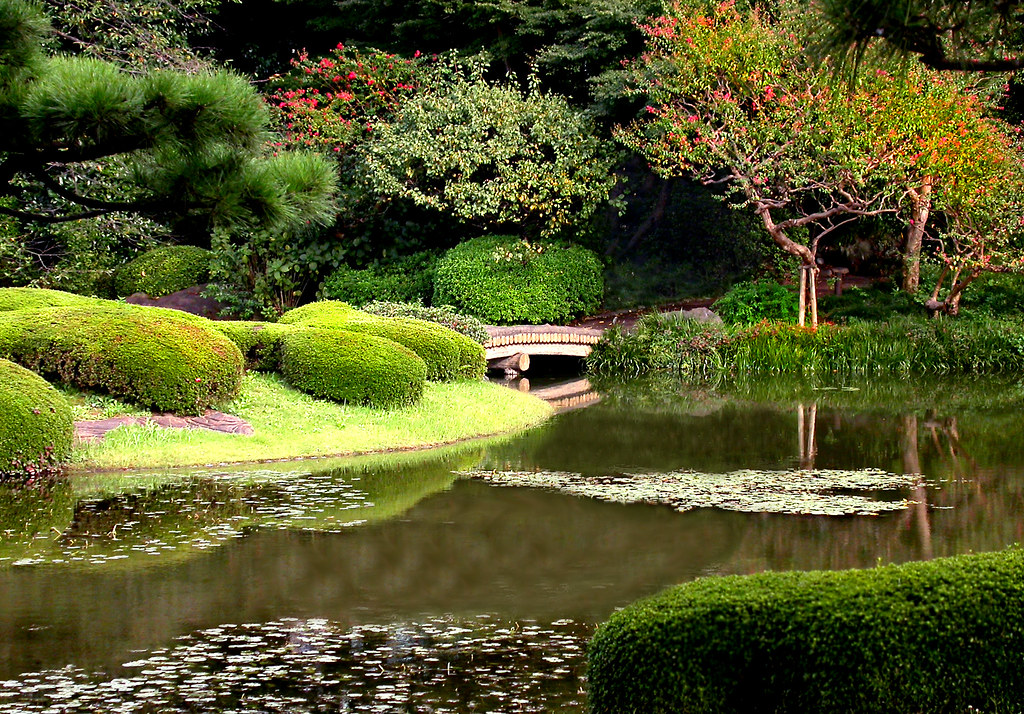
[0, 359, 73, 477]
[588, 312, 1024, 377]
[588, 548, 1024, 714]
[279, 329, 426, 408]
[0, 304, 244, 415]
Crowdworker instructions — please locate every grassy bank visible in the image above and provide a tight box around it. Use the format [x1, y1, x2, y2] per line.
[71, 374, 552, 470]
[588, 313, 1024, 377]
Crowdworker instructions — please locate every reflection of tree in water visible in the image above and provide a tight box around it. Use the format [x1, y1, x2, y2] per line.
[722, 403, 1024, 574]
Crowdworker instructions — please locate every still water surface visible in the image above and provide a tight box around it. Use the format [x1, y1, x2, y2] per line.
[0, 375, 1022, 711]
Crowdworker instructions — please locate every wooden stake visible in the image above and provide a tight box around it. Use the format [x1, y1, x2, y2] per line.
[798, 265, 807, 327]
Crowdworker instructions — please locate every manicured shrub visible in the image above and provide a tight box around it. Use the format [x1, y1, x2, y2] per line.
[361, 300, 491, 345]
[0, 287, 106, 312]
[212, 321, 298, 372]
[0, 304, 244, 415]
[114, 245, 213, 298]
[432, 235, 603, 325]
[588, 548, 1024, 714]
[319, 252, 438, 307]
[279, 328, 426, 408]
[281, 301, 485, 380]
[713, 278, 798, 325]
[0, 359, 74, 477]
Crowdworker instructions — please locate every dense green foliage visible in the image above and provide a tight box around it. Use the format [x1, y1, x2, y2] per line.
[433, 235, 603, 325]
[588, 312, 1024, 377]
[279, 328, 426, 408]
[281, 300, 486, 380]
[360, 301, 491, 345]
[0, 0, 337, 239]
[713, 280, 798, 325]
[588, 548, 1024, 714]
[0, 303, 244, 414]
[0, 358, 73, 476]
[361, 79, 616, 240]
[114, 245, 213, 298]
[320, 252, 438, 307]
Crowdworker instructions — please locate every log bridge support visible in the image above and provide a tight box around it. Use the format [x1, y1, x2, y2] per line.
[484, 326, 604, 376]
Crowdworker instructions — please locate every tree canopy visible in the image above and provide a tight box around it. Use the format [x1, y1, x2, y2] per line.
[0, 0, 337, 240]
[814, 0, 1024, 72]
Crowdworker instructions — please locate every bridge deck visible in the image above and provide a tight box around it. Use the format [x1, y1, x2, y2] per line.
[484, 326, 604, 361]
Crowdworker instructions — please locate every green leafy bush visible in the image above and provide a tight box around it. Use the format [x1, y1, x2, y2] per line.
[114, 246, 213, 298]
[432, 235, 603, 325]
[279, 329, 426, 408]
[281, 301, 485, 380]
[588, 548, 1024, 714]
[320, 252, 438, 307]
[361, 300, 491, 345]
[819, 282, 922, 323]
[958, 272, 1024, 318]
[0, 359, 74, 477]
[712, 279, 797, 325]
[0, 304, 244, 415]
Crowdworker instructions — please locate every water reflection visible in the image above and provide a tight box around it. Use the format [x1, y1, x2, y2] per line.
[0, 375, 1021, 709]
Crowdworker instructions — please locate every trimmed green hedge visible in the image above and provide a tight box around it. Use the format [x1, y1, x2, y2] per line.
[361, 300, 491, 345]
[0, 304, 244, 415]
[0, 287, 106, 312]
[588, 548, 1024, 714]
[280, 328, 426, 408]
[432, 235, 603, 325]
[281, 301, 486, 380]
[212, 321, 298, 372]
[0, 359, 74, 477]
[114, 245, 213, 298]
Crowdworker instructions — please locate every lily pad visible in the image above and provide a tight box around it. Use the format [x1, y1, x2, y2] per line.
[462, 468, 921, 516]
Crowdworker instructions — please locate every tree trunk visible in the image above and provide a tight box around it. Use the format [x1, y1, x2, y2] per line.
[903, 177, 933, 293]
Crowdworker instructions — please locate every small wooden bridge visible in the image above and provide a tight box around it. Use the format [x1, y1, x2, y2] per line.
[484, 325, 604, 374]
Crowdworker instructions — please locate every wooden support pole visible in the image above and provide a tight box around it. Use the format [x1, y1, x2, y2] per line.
[809, 267, 818, 328]
[798, 265, 807, 327]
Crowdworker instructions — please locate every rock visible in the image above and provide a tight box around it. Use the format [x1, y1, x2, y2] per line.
[663, 307, 723, 324]
[126, 283, 225, 319]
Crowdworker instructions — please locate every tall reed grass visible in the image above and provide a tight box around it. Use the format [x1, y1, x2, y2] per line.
[586, 314, 1024, 377]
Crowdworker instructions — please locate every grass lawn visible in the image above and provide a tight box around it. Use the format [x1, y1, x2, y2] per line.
[70, 373, 553, 471]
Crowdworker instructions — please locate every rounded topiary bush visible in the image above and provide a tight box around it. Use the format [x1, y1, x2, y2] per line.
[0, 304, 244, 415]
[279, 329, 426, 408]
[281, 301, 485, 380]
[361, 300, 491, 345]
[432, 235, 603, 325]
[0, 359, 74, 477]
[212, 321, 299, 372]
[114, 245, 213, 298]
[0, 287, 107, 313]
[588, 548, 1024, 714]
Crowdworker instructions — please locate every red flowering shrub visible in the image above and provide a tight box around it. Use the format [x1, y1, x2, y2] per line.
[267, 45, 432, 153]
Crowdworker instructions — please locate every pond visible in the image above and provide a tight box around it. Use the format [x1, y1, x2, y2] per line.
[1, 375, 1022, 712]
